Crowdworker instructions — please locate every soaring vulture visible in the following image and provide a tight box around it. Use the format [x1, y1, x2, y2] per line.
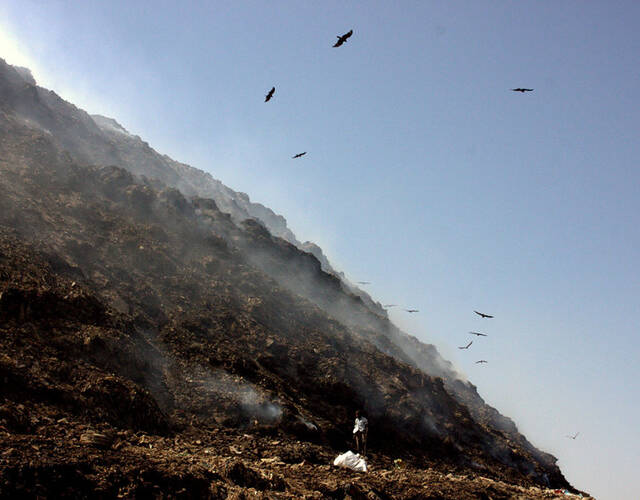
[265, 87, 275, 102]
[333, 30, 353, 47]
[469, 331, 488, 337]
[474, 310, 494, 319]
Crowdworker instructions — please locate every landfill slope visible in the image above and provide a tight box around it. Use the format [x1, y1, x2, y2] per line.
[0, 60, 589, 498]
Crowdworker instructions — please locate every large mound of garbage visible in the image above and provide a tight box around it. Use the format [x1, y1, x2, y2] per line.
[0, 58, 589, 498]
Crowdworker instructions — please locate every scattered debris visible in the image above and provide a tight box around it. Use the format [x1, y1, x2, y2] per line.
[79, 430, 115, 449]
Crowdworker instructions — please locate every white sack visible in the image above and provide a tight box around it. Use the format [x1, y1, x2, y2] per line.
[333, 450, 368, 472]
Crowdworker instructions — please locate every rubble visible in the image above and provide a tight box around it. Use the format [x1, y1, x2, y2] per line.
[0, 58, 592, 498]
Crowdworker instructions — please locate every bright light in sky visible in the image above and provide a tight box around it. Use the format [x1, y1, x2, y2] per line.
[0, 23, 38, 74]
[2, 2, 639, 499]
[0, 10, 114, 117]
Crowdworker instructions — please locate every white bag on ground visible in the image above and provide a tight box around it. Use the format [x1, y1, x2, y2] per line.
[333, 450, 367, 472]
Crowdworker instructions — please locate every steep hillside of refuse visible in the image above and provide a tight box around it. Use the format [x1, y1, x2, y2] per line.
[0, 59, 584, 497]
[0, 58, 296, 244]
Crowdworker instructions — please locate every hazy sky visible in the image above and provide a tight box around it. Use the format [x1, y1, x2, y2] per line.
[2, 2, 639, 498]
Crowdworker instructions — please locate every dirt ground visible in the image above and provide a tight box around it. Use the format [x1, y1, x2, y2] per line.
[0, 422, 593, 499]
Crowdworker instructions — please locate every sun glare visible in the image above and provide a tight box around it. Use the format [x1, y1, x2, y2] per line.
[0, 24, 40, 78]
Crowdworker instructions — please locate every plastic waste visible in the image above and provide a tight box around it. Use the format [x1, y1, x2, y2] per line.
[333, 450, 367, 472]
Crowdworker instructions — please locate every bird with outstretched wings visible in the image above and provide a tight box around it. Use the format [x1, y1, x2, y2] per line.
[292, 152, 307, 159]
[383, 304, 397, 308]
[511, 88, 533, 93]
[458, 341, 473, 350]
[475, 360, 488, 364]
[474, 310, 494, 319]
[469, 331, 488, 337]
[265, 87, 275, 102]
[333, 30, 353, 47]
[405, 309, 419, 313]
[566, 432, 580, 440]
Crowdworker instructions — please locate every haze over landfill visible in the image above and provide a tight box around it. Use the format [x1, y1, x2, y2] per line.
[2, 2, 640, 499]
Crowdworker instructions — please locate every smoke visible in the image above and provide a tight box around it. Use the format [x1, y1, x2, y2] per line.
[0, 53, 462, 394]
[234, 228, 464, 386]
[296, 416, 318, 431]
[422, 411, 442, 436]
[239, 386, 283, 422]
[184, 365, 282, 424]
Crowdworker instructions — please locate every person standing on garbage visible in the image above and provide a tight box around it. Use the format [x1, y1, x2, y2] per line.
[353, 410, 368, 455]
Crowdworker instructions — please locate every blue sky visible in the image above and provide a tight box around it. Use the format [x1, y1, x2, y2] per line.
[1, 2, 639, 498]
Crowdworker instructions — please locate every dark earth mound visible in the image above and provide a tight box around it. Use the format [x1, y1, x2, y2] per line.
[0, 59, 591, 498]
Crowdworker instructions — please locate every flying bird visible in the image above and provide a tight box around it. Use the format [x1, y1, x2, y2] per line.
[383, 304, 397, 308]
[458, 341, 473, 350]
[511, 88, 534, 93]
[469, 331, 488, 337]
[566, 432, 580, 440]
[474, 310, 494, 319]
[405, 309, 419, 313]
[265, 87, 275, 102]
[292, 152, 307, 159]
[357, 281, 371, 285]
[333, 29, 353, 48]
[475, 360, 488, 364]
